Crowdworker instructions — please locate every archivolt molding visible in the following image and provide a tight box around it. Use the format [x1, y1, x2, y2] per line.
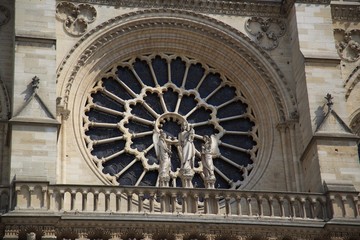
[57, 9, 296, 120]
[0, 77, 11, 120]
[344, 64, 360, 100]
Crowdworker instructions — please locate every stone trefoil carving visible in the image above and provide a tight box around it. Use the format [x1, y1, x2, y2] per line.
[245, 17, 286, 51]
[56, 2, 97, 37]
[0, 5, 10, 27]
[334, 28, 360, 62]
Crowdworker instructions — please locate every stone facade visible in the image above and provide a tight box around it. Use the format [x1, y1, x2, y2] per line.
[0, 0, 359, 239]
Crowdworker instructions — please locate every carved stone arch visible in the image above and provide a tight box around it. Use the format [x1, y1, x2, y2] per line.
[350, 109, 360, 135]
[57, 9, 296, 189]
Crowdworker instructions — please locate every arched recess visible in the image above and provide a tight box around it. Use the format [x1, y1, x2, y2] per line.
[57, 9, 297, 189]
[0, 77, 10, 185]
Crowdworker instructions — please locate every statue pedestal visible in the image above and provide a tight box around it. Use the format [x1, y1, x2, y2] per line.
[179, 169, 194, 188]
[204, 177, 216, 189]
[159, 175, 170, 187]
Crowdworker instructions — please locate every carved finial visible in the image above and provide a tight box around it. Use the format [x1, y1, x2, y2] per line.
[32, 76, 40, 93]
[325, 93, 333, 111]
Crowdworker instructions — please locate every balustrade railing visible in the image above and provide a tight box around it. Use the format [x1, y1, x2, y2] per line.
[3, 181, 359, 222]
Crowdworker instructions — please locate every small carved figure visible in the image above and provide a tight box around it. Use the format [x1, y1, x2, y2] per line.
[178, 122, 195, 172]
[201, 135, 216, 180]
[154, 130, 172, 182]
[27, 232, 36, 240]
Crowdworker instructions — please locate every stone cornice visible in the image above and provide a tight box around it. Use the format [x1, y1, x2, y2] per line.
[65, 0, 293, 17]
[295, 0, 330, 4]
[331, 2, 360, 21]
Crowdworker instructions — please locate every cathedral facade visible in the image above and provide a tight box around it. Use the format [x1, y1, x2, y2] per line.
[0, 0, 360, 239]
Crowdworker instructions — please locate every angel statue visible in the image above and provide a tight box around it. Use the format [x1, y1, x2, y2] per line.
[178, 122, 196, 173]
[201, 135, 219, 188]
[153, 130, 172, 186]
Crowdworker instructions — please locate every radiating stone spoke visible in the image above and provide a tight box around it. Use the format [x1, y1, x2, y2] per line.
[204, 84, 222, 102]
[93, 136, 125, 145]
[102, 150, 126, 163]
[132, 131, 154, 138]
[224, 130, 252, 136]
[219, 155, 245, 170]
[130, 115, 155, 126]
[93, 104, 125, 117]
[89, 122, 118, 128]
[219, 142, 249, 153]
[218, 114, 247, 122]
[135, 170, 147, 186]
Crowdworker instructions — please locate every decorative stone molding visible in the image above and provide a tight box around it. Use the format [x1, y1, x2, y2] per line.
[334, 29, 360, 62]
[68, 0, 291, 18]
[0, 5, 10, 27]
[57, 9, 296, 121]
[245, 17, 286, 51]
[331, 2, 360, 22]
[56, 2, 97, 36]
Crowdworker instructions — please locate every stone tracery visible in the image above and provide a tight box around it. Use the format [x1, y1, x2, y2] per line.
[83, 54, 258, 189]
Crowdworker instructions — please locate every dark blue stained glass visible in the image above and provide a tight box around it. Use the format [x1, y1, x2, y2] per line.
[193, 124, 218, 137]
[214, 158, 244, 182]
[221, 134, 257, 150]
[102, 152, 133, 176]
[117, 161, 143, 185]
[125, 120, 153, 134]
[152, 56, 168, 86]
[219, 146, 253, 167]
[217, 101, 247, 118]
[187, 107, 212, 123]
[91, 140, 126, 159]
[207, 85, 236, 106]
[214, 171, 230, 189]
[163, 88, 178, 112]
[145, 148, 157, 166]
[133, 58, 156, 87]
[86, 109, 122, 123]
[192, 173, 205, 188]
[102, 77, 133, 100]
[139, 171, 158, 186]
[116, 66, 142, 94]
[91, 92, 124, 112]
[198, 73, 221, 99]
[178, 94, 197, 116]
[131, 103, 156, 121]
[86, 127, 122, 141]
[171, 57, 186, 87]
[162, 120, 182, 139]
[131, 135, 153, 152]
[170, 145, 181, 172]
[221, 119, 255, 132]
[143, 92, 163, 114]
[185, 63, 205, 90]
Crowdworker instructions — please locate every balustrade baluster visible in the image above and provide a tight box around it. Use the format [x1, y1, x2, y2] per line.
[127, 192, 133, 212]
[247, 198, 252, 216]
[60, 191, 65, 211]
[48, 190, 54, 211]
[82, 191, 88, 212]
[204, 194, 209, 214]
[279, 198, 285, 218]
[193, 194, 199, 214]
[225, 196, 231, 215]
[171, 193, 177, 213]
[105, 192, 110, 212]
[182, 193, 187, 213]
[269, 197, 274, 217]
[301, 199, 306, 219]
[138, 192, 144, 212]
[28, 188, 33, 209]
[94, 192, 99, 211]
[290, 199, 295, 218]
[354, 198, 359, 218]
[149, 193, 154, 213]
[341, 196, 347, 217]
[70, 191, 76, 211]
[258, 198, 263, 217]
[41, 189, 47, 209]
[236, 196, 241, 216]
[116, 192, 121, 212]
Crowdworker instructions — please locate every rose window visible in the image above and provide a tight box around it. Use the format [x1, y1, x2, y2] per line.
[83, 54, 258, 189]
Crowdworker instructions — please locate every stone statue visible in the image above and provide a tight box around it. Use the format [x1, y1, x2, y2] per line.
[154, 130, 172, 186]
[178, 122, 195, 173]
[201, 135, 215, 180]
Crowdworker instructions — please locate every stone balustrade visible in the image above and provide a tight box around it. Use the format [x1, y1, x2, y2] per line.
[2, 181, 359, 221]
